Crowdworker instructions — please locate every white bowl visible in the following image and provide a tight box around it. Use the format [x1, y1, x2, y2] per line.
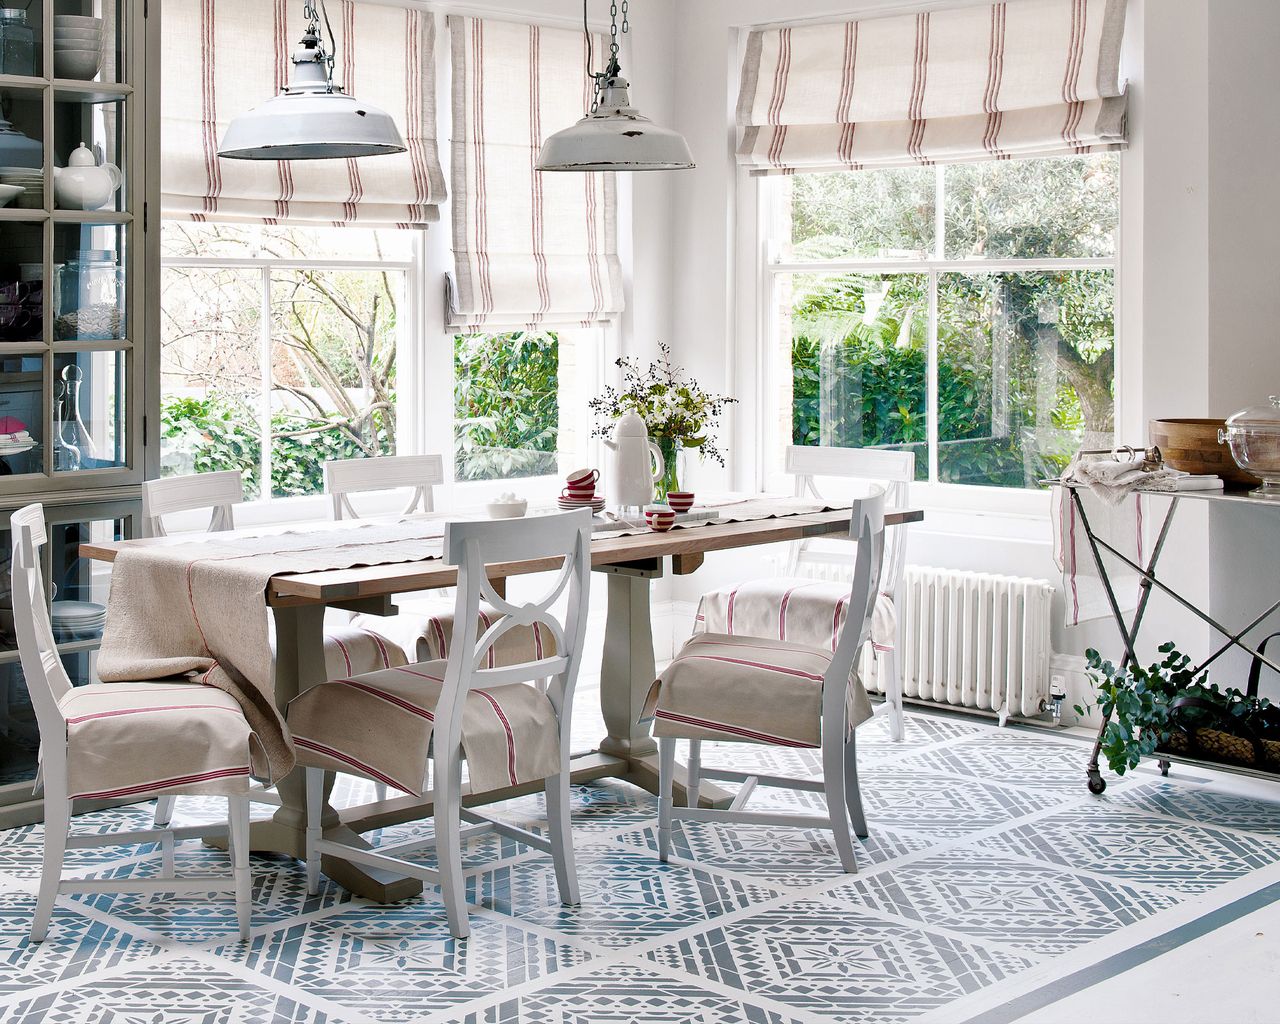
[53, 15, 104, 28]
[54, 49, 103, 80]
[0, 184, 22, 207]
[486, 498, 528, 519]
[55, 33, 104, 47]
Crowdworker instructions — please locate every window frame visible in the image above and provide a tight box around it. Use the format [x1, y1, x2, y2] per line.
[754, 160, 1123, 510]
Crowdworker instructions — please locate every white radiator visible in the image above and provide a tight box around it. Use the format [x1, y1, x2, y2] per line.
[893, 566, 1054, 721]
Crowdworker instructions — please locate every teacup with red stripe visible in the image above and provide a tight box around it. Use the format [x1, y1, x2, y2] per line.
[644, 504, 677, 532]
[666, 491, 695, 513]
[565, 467, 599, 500]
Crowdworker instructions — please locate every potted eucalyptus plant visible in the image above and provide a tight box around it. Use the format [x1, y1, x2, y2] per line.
[589, 344, 736, 500]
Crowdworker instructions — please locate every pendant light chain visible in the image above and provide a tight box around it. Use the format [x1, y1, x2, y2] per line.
[588, 0, 629, 114]
[301, 0, 338, 93]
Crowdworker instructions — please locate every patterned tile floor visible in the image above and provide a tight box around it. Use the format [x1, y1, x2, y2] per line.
[2, 708, 1279, 1024]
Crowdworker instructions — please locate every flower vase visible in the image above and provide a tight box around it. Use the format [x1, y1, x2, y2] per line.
[656, 436, 682, 501]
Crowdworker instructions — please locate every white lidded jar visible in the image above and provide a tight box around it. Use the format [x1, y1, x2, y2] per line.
[602, 412, 665, 511]
[1219, 396, 1280, 496]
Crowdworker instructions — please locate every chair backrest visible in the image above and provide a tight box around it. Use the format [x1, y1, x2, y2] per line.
[826, 489, 887, 705]
[785, 444, 914, 595]
[434, 509, 594, 743]
[9, 505, 74, 743]
[142, 470, 245, 537]
[324, 455, 444, 521]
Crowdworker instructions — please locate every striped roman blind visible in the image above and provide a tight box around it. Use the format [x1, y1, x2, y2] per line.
[737, 0, 1129, 176]
[447, 15, 624, 332]
[161, 0, 445, 227]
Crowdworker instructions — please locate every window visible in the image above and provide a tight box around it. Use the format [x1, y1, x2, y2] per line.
[767, 156, 1119, 490]
[160, 223, 596, 501]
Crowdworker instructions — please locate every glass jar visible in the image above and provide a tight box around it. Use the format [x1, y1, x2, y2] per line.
[0, 9, 35, 78]
[55, 251, 124, 341]
[1219, 396, 1280, 496]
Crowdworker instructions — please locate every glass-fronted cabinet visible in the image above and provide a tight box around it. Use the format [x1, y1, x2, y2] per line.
[0, 0, 141, 497]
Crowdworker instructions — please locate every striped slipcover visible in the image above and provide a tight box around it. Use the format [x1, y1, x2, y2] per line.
[643, 634, 874, 749]
[286, 662, 561, 797]
[350, 604, 555, 668]
[60, 682, 257, 802]
[323, 621, 407, 677]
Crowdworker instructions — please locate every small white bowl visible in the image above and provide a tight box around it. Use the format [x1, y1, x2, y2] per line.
[53, 15, 104, 28]
[0, 184, 22, 208]
[486, 498, 528, 519]
[54, 49, 103, 80]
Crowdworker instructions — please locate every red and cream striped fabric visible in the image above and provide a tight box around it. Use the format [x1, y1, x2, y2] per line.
[737, 0, 1129, 174]
[643, 634, 874, 749]
[323, 622, 407, 678]
[447, 16, 624, 330]
[286, 661, 561, 796]
[351, 603, 556, 668]
[694, 579, 896, 691]
[59, 682, 256, 802]
[161, 0, 445, 226]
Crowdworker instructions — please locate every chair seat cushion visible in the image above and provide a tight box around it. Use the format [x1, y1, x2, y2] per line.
[350, 603, 556, 667]
[286, 661, 561, 797]
[695, 578, 896, 688]
[323, 622, 407, 676]
[643, 633, 872, 748]
[60, 681, 256, 802]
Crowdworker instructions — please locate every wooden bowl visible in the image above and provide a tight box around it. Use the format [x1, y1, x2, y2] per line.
[1149, 418, 1261, 488]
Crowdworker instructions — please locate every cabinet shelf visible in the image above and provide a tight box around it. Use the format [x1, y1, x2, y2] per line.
[52, 81, 132, 103]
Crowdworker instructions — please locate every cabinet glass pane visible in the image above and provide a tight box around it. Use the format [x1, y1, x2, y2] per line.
[0, 221, 45, 343]
[0, 352, 44, 476]
[0, 4, 43, 79]
[0, 661, 39, 788]
[53, 222, 125, 341]
[53, 97, 125, 212]
[53, 0, 123, 86]
[0, 86, 45, 204]
[53, 349, 126, 471]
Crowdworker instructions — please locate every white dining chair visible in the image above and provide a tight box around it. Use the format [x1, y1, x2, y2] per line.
[695, 446, 913, 741]
[650, 490, 886, 874]
[10, 504, 255, 942]
[286, 509, 593, 939]
[142, 470, 405, 821]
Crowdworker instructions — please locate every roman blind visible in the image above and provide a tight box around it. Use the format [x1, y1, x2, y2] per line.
[447, 15, 624, 331]
[161, 0, 445, 226]
[737, 0, 1129, 175]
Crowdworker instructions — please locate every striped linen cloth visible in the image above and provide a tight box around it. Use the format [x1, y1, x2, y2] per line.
[447, 16, 623, 330]
[286, 662, 561, 796]
[737, 0, 1129, 174]
[161, 0, 445, 226]
[352, 602, 556, 667]
[643, 634, 874, 749]
[59, 682, 258, 802]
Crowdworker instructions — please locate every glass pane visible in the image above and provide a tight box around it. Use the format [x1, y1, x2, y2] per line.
[784, 168, 935, 262]
[53, 350, 125, 471]
[162, 222, 415, 262]
[0, 352, 44, 476]
[269, 269, 400, 498]
[0, 4, 42, 78]
[944, 155, 1119, 260]
[937, 271, 1115, 488]
[0, 222, 46, 343]
[52, 97, 126, 211]
[53, 222, 126, 341]
[49, 515, 121, 630]
[0, 86, 45, 204]
[0, 661, 39, 788]
[160, 266, 263, 493]
[454, 332, 560, 481]
[784, 273, 929, 478]
[54, 0, 125, 85]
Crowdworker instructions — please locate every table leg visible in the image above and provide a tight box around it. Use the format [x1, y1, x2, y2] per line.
[596, 564, 731, 808]
[260, 604, 423, 903]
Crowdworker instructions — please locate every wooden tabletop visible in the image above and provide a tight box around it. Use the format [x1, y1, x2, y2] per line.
[81, 507, 923, 607]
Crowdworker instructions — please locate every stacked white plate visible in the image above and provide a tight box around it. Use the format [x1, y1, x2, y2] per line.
[0, 430, 36, 457]
[557, 495, 606, 513]
[51, 600, 106, 642]
[54, 15, 105, 81]
[0, 167, 42, 208]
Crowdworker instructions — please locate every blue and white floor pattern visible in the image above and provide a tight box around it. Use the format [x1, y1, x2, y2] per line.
[1, 709, 1279, 1024]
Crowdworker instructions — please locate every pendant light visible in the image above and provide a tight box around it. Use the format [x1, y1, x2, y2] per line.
[218, 0, 405, 161]
[536, 0, 694, 173]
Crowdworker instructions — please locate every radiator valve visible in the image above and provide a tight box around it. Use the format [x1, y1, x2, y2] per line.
[1042, 678, 1067, 726]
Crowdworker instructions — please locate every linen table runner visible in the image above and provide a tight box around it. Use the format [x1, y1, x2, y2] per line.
[97, 520, 451, 783]
[592, 494, 850, 539]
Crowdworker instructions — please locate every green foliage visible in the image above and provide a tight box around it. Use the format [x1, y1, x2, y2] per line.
[454, 332, 560, 482]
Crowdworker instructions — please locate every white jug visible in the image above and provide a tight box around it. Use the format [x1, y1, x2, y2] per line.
[603, 412, 665, 510]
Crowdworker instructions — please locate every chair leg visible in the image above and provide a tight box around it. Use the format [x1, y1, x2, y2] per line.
[228, 795, 252, 941]
[821, 733, 859, 873]
[843, 733, 869, 839]
[657, 736, 675, 864]
[885, 647, 905, 742]
[304, 767, 323, 897]
[434, 751, 470, 940]
[544, 771, 580, 906]
[153, 794, 177, 827]
[685, 739, 702, 809]
[31, 796, 69, 943]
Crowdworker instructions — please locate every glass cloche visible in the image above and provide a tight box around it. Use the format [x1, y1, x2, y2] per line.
[1219, 396, 1280, 496]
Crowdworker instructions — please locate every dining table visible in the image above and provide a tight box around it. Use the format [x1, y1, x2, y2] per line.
[82, 498, 923, 902]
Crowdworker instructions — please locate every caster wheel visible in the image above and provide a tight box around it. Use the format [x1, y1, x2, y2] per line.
[1087, 772, 1106, 795]
[1159, 759, 1171, 777]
